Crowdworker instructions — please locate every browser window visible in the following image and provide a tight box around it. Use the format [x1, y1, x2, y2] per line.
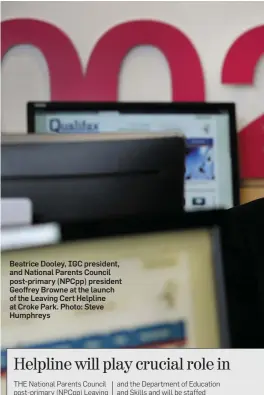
[34, 111, 233, 210]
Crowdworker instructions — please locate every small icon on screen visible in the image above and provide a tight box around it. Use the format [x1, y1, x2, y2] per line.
[192, 197, 206, 206]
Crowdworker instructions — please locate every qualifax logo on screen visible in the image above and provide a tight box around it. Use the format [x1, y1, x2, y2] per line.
[48, 119, 99, 133]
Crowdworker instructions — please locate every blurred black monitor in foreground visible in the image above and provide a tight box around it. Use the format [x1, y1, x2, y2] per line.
[2, 210, 231, 372]
[1, 132, 185, 223]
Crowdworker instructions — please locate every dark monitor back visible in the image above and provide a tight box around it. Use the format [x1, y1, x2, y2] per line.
[1, 133, 185, 223]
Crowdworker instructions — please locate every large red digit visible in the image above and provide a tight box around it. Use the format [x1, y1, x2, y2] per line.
[1, 18, 205, 101]
[1, 19, 84, 100]
[86, 20, 205, 101]
[222, 25, 264, 179]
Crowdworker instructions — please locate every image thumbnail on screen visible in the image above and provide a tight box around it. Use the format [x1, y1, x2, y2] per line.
[185, 138, 214, 181]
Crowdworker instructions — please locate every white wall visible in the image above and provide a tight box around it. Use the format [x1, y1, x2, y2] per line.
[1, 1, 264, 134]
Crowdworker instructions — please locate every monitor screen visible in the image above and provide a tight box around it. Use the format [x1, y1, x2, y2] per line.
[28, 102, 239, 211]
[1, 225, 228, 370]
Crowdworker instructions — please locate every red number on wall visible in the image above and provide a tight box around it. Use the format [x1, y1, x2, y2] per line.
[2, 18, 263, 177]
[1, 19, 84, 100]
[1, 18, 205, 101]
[222, 25, 264, 178]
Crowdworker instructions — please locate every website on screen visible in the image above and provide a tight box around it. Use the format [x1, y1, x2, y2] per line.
[34, 112, 233, 210]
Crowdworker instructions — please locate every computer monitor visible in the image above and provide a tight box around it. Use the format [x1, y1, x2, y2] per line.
[1, 133, 185, 223]
[1, 210, 230, 371]
[28, 102, 240, 210]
